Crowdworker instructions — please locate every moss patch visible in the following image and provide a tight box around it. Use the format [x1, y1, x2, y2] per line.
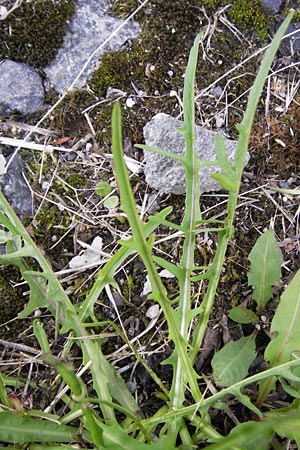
[0, 266, 29, 340]
[82, 0, 271, 149]
[0, 0, 76, 68]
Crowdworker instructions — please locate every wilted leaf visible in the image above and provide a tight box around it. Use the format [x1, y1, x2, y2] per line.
[248, 229, 282, 311]
[103, 195, 119, 209]
[69, 236, 103, 269]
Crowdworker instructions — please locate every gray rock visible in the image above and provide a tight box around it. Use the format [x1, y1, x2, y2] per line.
[261, 0, 282, 15]
[44, 0, 141, 93]
[0, 153, 35, 217]
[280, 22, 300, 55]
[0, 60, 44, 115]
[143, 113, 240, 195]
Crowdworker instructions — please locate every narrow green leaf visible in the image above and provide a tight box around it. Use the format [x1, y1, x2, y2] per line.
[281, 382, 300, 398]
[232, 386, 263, 418]
[214, 133, 232, 172]
[210, 173, 237, 192]
[56, 361, 86, 402]
[211, 133, 238, 192]
[135, 143, 185, 163]
[248, 230, 282, 311]
[79, 206, 173, 322]
[152, 255, 184, 280]
[268, 185, 300, 196]
[33, 319, 51, 354]
[17, 271, 50, 318]
[0, 374, 13, 408]
[229, 307, 259, 324]
[212, 334, 257, 387]
[30, 445, 79, 450]
[0, 411, 80, 443]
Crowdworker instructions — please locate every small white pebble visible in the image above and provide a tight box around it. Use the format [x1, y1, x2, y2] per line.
[42, 181, 50, 190]
[126, 97, 136, 108]
[146, 304, 160, 319]
[215, 114, 225, 128]
[0, 6, 7, 19]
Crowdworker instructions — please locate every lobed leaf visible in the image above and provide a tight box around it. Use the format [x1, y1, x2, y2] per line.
[264, 399, 300, 447]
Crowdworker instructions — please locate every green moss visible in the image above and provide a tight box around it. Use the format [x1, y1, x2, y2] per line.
[285, 7, 300, 21]
[33, 204, 71, 238]
[49, 89, 96, 136]
[87, 0, 270, 146]
[122, 274, 137, 300]
[0, 266, 29, 340]
[111, 0, 269, 39]
[193, 0, 269, 38]
[90, 51, 133, 97]
[0, 0, 76, 68]
[228, 0, 268, 38]
[200, 0, 268, 35]
[66, 174, 87, 190]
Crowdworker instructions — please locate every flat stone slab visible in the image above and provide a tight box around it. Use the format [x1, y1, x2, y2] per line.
[44, 0, 141, 93]
[0, 60, 44, 115]
[143, 113, 240, 195]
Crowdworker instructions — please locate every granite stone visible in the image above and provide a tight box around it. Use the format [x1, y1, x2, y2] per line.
[143, 113, 242, 195]
[0, 60, 44, 115]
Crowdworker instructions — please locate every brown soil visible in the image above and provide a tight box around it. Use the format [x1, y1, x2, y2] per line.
[0, 0, 300, 447]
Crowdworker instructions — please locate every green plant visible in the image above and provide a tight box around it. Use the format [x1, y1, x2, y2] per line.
[0, 11, 299, 449]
